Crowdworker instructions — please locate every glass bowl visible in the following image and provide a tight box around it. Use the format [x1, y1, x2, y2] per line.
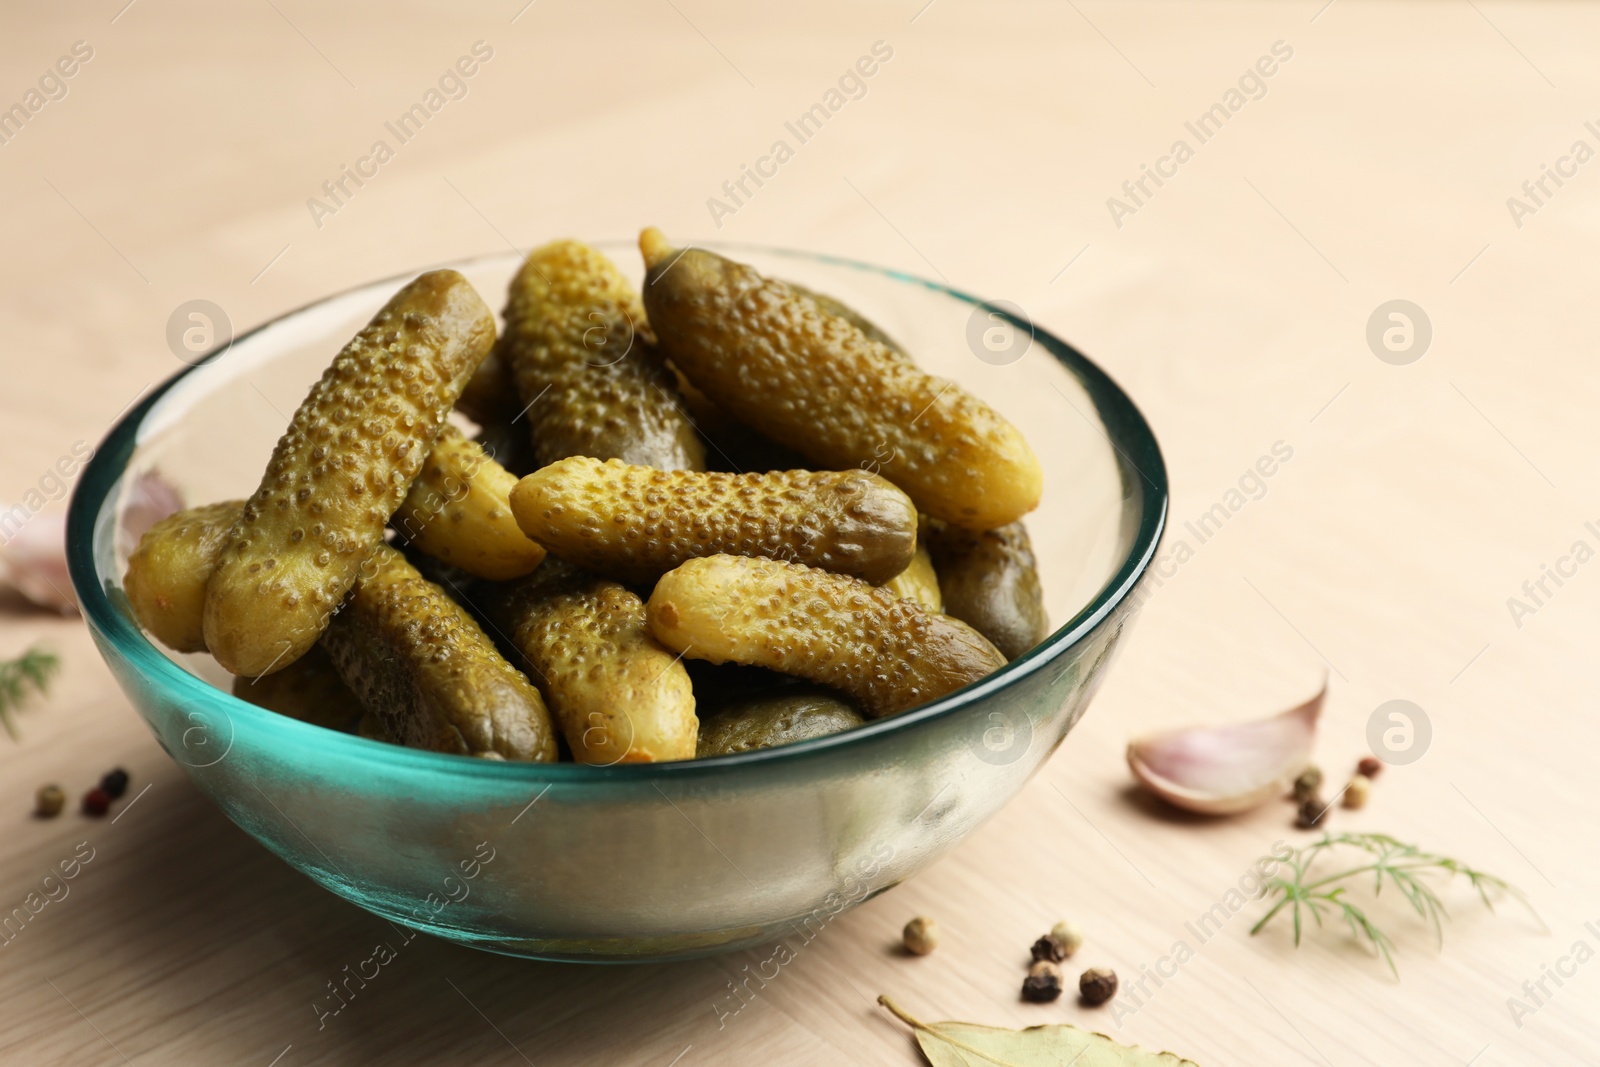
[67, 243, 1167, 962]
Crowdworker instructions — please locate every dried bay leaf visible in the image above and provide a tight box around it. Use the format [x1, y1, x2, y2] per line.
[879, 996, 1200, 1067]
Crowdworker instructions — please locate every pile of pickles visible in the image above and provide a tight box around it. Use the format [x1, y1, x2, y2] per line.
[124, 230, 1047, 764]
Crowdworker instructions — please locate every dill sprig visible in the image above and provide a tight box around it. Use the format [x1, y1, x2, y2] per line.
[0, 646, 60, 740]
[1250, 832, 1531, 977]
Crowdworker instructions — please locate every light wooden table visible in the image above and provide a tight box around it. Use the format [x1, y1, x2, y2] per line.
[2, 2, 1596, 1063]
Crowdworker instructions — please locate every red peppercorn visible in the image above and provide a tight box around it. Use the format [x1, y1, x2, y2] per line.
[82, 788, 111, 817]
[1357, 757, 1383, 779]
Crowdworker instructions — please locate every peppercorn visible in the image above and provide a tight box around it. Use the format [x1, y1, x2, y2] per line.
[1079, 967, 1118, 1006]
[1030, 935, 1064, 963]
[1050, 919, 1084, 958]
[1357, 756, 1383, 779]
[1343, 773, 1372, 810]
[1292, 765, 1323, 803]
[82, 788, 111, 817]
[902, 916, 939, 956]
[34, 784, 65, 818]
[100, 768, 130, 800]
[1295, 796, 1327, 829]
[1021, 960, 1063, 1002]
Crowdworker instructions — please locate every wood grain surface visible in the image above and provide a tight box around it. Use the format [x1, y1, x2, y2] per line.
[1, 2, 1596, 1064]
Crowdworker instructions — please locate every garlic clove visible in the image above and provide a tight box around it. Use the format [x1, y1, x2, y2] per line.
[0, 471, 182, 617]
[1126, 681, 1325, 815]
[0, 513, 77, 615]
[117, 469, 185, 556]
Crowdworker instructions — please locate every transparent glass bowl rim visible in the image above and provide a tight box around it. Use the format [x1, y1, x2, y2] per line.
[66, 242, 1169, 782]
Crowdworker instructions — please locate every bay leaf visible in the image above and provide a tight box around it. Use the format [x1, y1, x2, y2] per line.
[879, 995, 1200, 1067]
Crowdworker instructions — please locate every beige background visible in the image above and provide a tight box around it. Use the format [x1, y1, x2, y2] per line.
[2, 1, 1597, 1063]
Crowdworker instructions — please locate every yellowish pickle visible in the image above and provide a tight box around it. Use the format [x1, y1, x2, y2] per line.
[392, 424, 546, 581]
[203, 270, 496, 677]
[786, 282, 906, 358]
[509, 456, 917, 584]
[321, 544, 559, 761]
[881, 541, 942, 612]
[639, 228, 1041, 530]
[125, 500, 244, 653]
[925, 518, 1048, 661]
[696, 687, 866, 758]
[230, 646, 363, 733]
[647, 554, 1005, 718]
[498, 240, 704, 471]
[476, 560, 698, 764]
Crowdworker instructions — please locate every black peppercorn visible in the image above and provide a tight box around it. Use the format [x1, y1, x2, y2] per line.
[1296, 796, 1327, 829]
[1030, 935, 1065, 963]
[1079, 967, 1118, 1006]
[100, 768, 130, 800]
[1021, 960, 1063, 1002]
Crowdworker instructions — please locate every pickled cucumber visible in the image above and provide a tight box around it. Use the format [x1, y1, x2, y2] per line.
[357, 712, 395, 742]
[204, 270, 496, 677]
[230, 646, 362, 732]
[925, 518, 1048, 661]
[696, 687, 865, 757]
[125, 500, 244, 653]
[668, 365, 807, 474]
[509, 456, 917, 584]
[476, 560, 698, 763]
[787, 282, 905, 357]
[321, 544, 559, 761]
[881, 542, 942, 612]
[639, 228, 1041, 530]
[392, 424, 546, 581]
[498, 240, 704, 471]
[647, 554, 1005, 717]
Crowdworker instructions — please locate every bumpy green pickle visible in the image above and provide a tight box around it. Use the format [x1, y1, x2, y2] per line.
[696, 687, 866, 757]
[647, 554, 1005, 718]
[498, 240, 704, 471]
[125, 500, 245, 653]
[925, 518, 1048, 661]
[786, 282, 906, 357]
[321, 544, 558, 761]
[476, 561, 698, 764]
[509, 456, 917, 584]
[392, 424, 546, 581]
[639, 228, 1041, 530]
[204, 270, 496, 677]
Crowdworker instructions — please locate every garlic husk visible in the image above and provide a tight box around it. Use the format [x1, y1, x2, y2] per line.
[1126, 682, 1325, 815]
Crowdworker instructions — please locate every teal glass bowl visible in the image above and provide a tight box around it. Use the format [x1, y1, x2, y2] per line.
[67, 244, 1166, 962]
